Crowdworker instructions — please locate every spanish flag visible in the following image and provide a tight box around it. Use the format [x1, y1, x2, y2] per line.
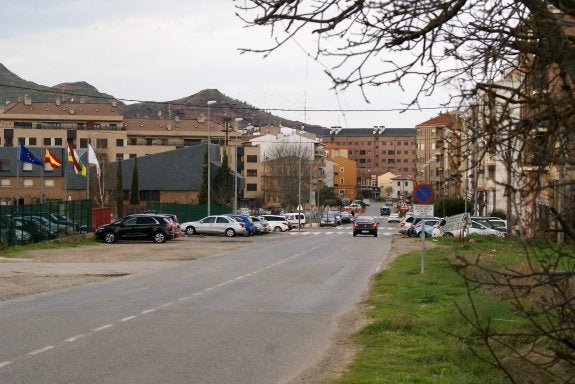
[44, 147, 62, 169]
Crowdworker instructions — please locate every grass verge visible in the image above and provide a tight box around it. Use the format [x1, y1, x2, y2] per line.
[326, 236, 529, 384]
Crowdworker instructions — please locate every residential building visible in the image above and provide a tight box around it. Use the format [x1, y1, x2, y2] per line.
[331, 156, 357, 201]
[307, 126, 416, 199]
[415, 112, 463, 199]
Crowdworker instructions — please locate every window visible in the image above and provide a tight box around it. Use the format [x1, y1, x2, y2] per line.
[246, 155, 258, 163]
[246, 183, 257, 191]
[44, 179, 55, 187]
[22, 163, 33, 171]
[359, 150, 366, 155]
[44, 138, 51, 146]
[55, 138, 62, 146]
[388, 150, 395, 155]
[247, 169, 257, 177]
[340, 178, 344, 184]
[128, 138, 137, 145]
[0, 179, 10, 187]
[96, 139, 108, 149]
[24, 179, 34, 187]
[18, 138, 25, 145]
[29, 138, 37, 145]
[0, 160, 10, 172]
[116, 153, 124, 161]
[340, 167, 344, 172]
[80, 138, 88, 148]
[382, 150, 386, 154]
[116, 139, 124, 147]
[129, 154, 137, 158]
[14, 122, 32, 129]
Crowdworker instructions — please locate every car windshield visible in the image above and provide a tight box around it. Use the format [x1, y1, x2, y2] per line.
[356, 216, 374, 223]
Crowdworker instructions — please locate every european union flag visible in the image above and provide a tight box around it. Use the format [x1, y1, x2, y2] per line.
[19, 144, 44, 166]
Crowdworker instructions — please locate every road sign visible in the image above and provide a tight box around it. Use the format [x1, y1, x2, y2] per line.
[412, 183, 435, 204]
[413, 204, 434, 217]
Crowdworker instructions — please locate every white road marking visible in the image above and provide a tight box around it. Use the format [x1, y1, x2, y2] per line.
[28, 346, 55, 355]
[0, 361, 12, 368]
[141, 309, 156, 314]
[121, 316, 137, 322]
[93, 324, 114, 332]
[65, 334, 85, 342]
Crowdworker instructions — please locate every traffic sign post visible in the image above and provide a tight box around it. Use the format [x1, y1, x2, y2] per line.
[412, 184, 436, 274]
[413, 183, 435, 205]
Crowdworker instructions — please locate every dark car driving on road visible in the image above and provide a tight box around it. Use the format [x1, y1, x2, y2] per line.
[353, 216, 379, 237]
[95, 214, 175, 243]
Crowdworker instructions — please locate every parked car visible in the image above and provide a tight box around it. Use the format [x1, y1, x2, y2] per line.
[380, 206, 391, 216]
[445, 220, 505, 238]
[320, 211, 338, 227]
[180, 215, 249, 237]
[353, 216, 379, 237]
[398, 215, 415, 234]
[340, 211, 353, 223]
[387, 213, 401, 223]
[144, 211, 181, 238]
[95, 214, 175, 243]
[224, 214, 256, 235]
[406, 217, 441, 237]
[251, 216, 270, 235]
[13, 213, 77, 234]
[284, 212, 306, 229]
[329, 210, 342, 225]
[260, 215, 290, 232]
[471, 216, 508, 235]
[411, 218, 443, 237]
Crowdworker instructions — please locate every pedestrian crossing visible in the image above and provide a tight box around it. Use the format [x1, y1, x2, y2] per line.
[287, 228, 397, 236]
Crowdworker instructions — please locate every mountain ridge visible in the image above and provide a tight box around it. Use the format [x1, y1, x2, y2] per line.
[0, 63, 322, 129]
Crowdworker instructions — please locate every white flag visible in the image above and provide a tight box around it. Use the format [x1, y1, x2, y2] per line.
[87, 144, 101, 176]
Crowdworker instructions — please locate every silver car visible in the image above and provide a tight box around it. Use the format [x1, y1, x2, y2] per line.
[180, 215, 249, 237]
[251, 216, 271, 235]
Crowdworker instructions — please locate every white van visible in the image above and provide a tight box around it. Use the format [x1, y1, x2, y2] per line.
[284, 213, 306, 229]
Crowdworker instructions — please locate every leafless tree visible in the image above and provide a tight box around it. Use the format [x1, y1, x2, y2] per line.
[237, 1, 575, 381]
[264, 141, 311, 210]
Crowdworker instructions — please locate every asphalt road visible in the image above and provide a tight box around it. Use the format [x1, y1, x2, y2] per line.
[0, 205, 394, 384]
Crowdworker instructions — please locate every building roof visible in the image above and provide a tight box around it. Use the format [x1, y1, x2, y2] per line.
[123, 116, 224, 133]
[305, 126, 415, 137]
[0, 100, 123, 122]
[107, 143, 234, 191]
[415, 112, 454, 127]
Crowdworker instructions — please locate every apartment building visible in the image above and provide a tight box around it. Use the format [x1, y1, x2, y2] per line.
[415, 112, 463, 199]
[307, 126, 416, 199]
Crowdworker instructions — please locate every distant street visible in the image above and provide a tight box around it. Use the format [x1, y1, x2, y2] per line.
[0, 204, 393, 384]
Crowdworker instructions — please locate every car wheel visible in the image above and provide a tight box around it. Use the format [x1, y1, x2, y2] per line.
[374, 233, 378, 237]
[104, 232, 117, 243]
[353, 232, 357, 237]
[444, 232, 454, 237]
[225, 228, 236, 237]
[153, 232, 167, 243]
[185, 226, 196, 236]
[273, 226, 282, 232]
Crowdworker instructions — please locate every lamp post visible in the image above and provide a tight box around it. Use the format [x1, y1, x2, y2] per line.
[233, 117, 243, 213]
[207, 100, 216, 216]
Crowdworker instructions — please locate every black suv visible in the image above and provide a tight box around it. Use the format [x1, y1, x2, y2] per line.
[380, 206, 391, 215]
[95, 214, 175, 243]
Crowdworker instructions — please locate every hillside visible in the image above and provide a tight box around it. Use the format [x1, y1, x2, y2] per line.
[0, 63, 322, 129]
[0, 63, 116, 104]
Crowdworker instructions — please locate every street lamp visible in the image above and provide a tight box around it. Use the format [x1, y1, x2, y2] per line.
[233, 117, 243, 213]
[207, 100, 216, 216]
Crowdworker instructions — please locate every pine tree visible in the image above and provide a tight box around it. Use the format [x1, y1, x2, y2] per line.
[129, 158, 140, 206]
[115, 159, 123, 218]
[198, 148, 208, 205]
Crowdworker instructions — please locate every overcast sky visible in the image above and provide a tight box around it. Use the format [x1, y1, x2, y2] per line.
[0, 0, 453, 129]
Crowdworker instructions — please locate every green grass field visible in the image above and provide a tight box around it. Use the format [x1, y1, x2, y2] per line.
[326, 236, 537, 384]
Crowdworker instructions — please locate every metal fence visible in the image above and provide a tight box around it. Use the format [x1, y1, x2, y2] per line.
[145, 202, 230, 223]
[0, 200, 92, 248]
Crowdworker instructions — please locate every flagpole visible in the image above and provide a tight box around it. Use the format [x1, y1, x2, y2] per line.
[64, 145, 68, 201]
[16, 146, 20, 206]
[86, 149, 90, 199]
